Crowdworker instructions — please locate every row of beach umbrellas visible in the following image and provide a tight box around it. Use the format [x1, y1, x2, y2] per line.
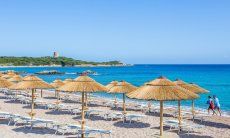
[0, 72, 208, 137]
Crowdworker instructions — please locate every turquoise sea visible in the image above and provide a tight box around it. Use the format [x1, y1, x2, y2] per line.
[1, 65, 230, 115]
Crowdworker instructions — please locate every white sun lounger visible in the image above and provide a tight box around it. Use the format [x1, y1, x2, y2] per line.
[103, 112, 123, 121]
[164, 119, 203, 135]
[124, 114, 146, 124]
[26, 118, 54, 129]
[0, 112, 11, 122]
[85, 109, 104, 118]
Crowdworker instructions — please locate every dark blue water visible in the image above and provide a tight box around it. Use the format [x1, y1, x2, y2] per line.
[1, 65, 230, 113]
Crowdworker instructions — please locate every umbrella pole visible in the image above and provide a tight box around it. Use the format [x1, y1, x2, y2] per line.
[178, 100, 181, 131]
[31, 89, 35, 120]
[55, 90, 57, 97]
[85, 93, 88, 108]
[148, 101, 151, 112]
[56, 90, 59, 104]
[192, 100, 195, 116]
[123, 93, 126, 114]
[41, 89, 43, 98]
[123, 93, 127, 122]
[114, 94, 117, 107]
[81, 92, 85, 138]
[160, 101, 163, 137]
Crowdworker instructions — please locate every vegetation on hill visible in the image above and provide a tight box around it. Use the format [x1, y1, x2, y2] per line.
[0, 56, 124, 66]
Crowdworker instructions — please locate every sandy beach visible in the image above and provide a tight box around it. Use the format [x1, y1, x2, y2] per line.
[0, 90, 229, 138]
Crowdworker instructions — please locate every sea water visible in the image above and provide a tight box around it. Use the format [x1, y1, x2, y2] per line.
[1, 65, 229, 115]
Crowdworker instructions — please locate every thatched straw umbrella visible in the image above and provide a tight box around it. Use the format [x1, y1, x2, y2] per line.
[106, 81, 119, 105]
[109, 81, 137, 115]
[127, 76, 198, 137]
[174, 79, 209, 115]
[2, 72, 16, 79]
[10, 75, 53, 119]
[0, 77, 13, 88]
[0, 72, 3, 77]
[57, 75, 107, 138]
[8, 75, 23, 83]
[63, 78, 74, 83]
[51, 79, 65, 101]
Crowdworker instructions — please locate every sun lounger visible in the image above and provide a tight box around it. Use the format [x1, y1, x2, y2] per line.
[46, 103, 57, 110]
[0, 112, 11, 122]
[103, 112, 123, 121]
[192, 113, 211, 123]
[34, 99, 47, 107]
[56, 104, 75, 112]
[164, 119, 203, 135]
[124, 114, 146, 124]
[85, 109, 104, 118]
[52, 123, 82, 135]
[71, 108, 81, 115]
[77, 128, 112, 138]
[26, 118, 54, 129]
[8, 115, 31, 126]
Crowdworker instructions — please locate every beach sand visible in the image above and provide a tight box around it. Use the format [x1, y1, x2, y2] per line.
[0, 90, 229, 138]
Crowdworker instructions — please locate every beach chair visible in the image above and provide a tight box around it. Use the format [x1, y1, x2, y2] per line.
[46, 103, 56, 110]
[124, 114, 146, 124]
[85, 109, 104, 118]
[103, 112, 123, 121]
[26, 118, 54, 129]
[52, 123, 80, 135]
[8, 115, 31, 127]
[34, 99, 47, 107]
[0, 112, 11, 123]
[77, 129, 112, 138]
[71, 108, 81, 115]
[192, 113, 211, 123]
[164, 119, 203, 135]
[56, 104, 74, 112]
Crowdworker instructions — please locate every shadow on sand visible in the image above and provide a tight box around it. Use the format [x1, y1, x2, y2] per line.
[151, 126, 212, 138]
[191, 119, 230, 129]
[145, 111, 174, 118]
[12, 126, 55, 135]
[113, 120, 150, 128]
[45, 110, 70, 115]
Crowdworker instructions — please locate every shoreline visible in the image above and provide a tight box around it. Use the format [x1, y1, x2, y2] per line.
[0, 64, 133, 68]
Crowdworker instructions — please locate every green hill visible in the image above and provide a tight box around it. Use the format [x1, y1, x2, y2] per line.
[0, 56, 124, 67]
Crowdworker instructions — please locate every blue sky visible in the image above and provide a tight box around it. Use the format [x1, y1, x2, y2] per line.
[0, 0, 229, 64]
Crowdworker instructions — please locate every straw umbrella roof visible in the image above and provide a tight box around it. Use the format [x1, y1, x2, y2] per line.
[109, 81, 137, 93]
[174, 79, 209, 94]
[106, 81, 118, 90]
[189, 83, 209, 93]
[1, 72, 17, 79]
[0, 77, 13, 88]
[57, 75, 107, 92]
[8, 75, 23, 83]
[63, 78, 74, 83]
[0, 72, 3, 77]
[127, 76, 199, 101]
[10, 75, 53, 90]
[53, 79, 63, 83]
[51, 79, 65, 88]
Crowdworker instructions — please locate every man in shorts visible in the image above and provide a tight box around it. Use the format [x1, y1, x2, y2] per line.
[213, 95, 222, 116]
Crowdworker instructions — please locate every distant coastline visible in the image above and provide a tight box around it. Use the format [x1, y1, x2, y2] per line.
[0, 64, 133, 68]
[0, 56, 131, 67]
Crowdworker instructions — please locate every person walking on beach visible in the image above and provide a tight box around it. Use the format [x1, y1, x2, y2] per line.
[213, 95, 222, 116]
[207, 96, 216, 115]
